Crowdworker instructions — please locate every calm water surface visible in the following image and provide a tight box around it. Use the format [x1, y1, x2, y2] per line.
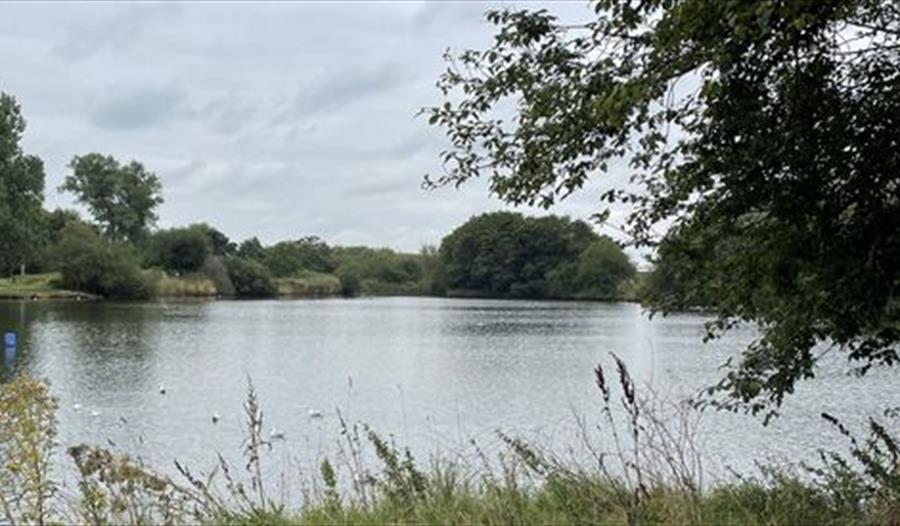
[0, 297, 896, 488]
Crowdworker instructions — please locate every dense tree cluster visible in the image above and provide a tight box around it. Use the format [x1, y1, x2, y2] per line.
[440, 212, 634, 299]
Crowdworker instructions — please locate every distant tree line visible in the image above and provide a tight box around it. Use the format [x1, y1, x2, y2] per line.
[0, 90, 643, 301]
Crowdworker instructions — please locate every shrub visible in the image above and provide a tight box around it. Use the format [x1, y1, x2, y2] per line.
[146, 227, 211, 274]
[224, 257, 276, 298]
[202, 256, 236, 296]
[263, 237, 337, 277]
[56, 223, 151, 299]
[336, 268, 361, 297]
[0, 375, 57, 525]
[574, 237, 636, 299]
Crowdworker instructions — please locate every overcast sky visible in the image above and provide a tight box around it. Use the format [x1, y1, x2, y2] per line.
[1, 1, 641, 258]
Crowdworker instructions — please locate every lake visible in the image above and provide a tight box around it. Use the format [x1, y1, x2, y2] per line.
[0, 297, 896, 493]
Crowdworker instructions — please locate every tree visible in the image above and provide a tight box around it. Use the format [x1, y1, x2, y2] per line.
[0, 93, 46, 276]
[263, 237, 337, 277]
[146, 227, 211, 274]
[191, 223, 236, 256]
[224, 256, 276, 298]
[332, 246, 426, 296]
[237, 237, 266, 262]
[55, 222, 150, 299]
[574, 237, 636, 300]
[438, 212, 603, 298]
[61, 154, 163, 243]
[424, 1, 900, 415]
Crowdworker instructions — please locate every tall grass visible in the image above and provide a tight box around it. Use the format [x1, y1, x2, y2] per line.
[0, 362, 897, 526]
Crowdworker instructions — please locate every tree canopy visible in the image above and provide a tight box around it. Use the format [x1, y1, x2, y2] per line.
[424, 1, 900, 416]
[146, 226, 212, 274]
[439, 212, 633, 299]
[0, 93, 46, 275]
[61, 153, 163, 243]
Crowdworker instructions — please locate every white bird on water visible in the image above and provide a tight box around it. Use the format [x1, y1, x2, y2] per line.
[159, 385, 166, 395]
[211, 413, 220, 424]
[307, 408, 323, 418]
[72, 403, 82, 411]
[269, 428, 285, 440]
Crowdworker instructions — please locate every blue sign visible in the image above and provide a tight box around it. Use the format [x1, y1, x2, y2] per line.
[3, 332, 15, 349]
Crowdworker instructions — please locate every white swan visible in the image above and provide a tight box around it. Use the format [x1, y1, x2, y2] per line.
[307, 408, 324, 418]
[269, 428, 285, 439]
[211, 412, 220, 424]
[159, 385, 167, 395]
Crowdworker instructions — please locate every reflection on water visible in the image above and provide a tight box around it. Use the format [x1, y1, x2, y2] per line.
[0, 297, 895, 483]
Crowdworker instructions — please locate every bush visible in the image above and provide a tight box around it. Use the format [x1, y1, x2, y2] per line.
[0, 375, 57, 525]
[202, 256, 235, 296]
[146, 227, 211, 274]
[333, 246, 426, 296]
[336, 268, 361, 297]
[263, 237, 337, 277]
[224, 257, 276, 298]
[574, 237, 636, 299]
[56, 223, 151, 299]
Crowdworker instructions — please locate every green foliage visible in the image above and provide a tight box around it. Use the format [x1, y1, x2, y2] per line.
[191, 223, 236, 256]
[61, 153, 163, 243]
[0, 375, 58, 525]
[336, 267, 362, 297]
[575, 237, 636, 300]
[439, 212, 631, 299]
[224, 256, 277, 298]
[55, 222, 151, 299]
[333, 246, 425, 296]
[424, 0, 900, 414]
[0, 92, 46, 276]
[202, 255, 236, 296]
[810, 410, 900, 520]
[263, 237, 337, 277]
[237, 237, 266, 262]
[43, 208, 87, 245]
[146, 226, 212, 274]
[69, 444, 194, 525]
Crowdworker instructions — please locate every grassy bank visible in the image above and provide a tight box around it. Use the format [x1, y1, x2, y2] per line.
[0, 272, 97, 300]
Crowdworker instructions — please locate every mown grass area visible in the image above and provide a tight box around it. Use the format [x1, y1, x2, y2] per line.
[0, 272, 93, 299]
[0, 272, 60, 292]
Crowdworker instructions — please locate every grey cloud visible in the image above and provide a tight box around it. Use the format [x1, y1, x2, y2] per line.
[5, 1, 631, 258]
[90, 84, 184, 131]
[287, 63, 411, 120]
[53, 3, 180, 62]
